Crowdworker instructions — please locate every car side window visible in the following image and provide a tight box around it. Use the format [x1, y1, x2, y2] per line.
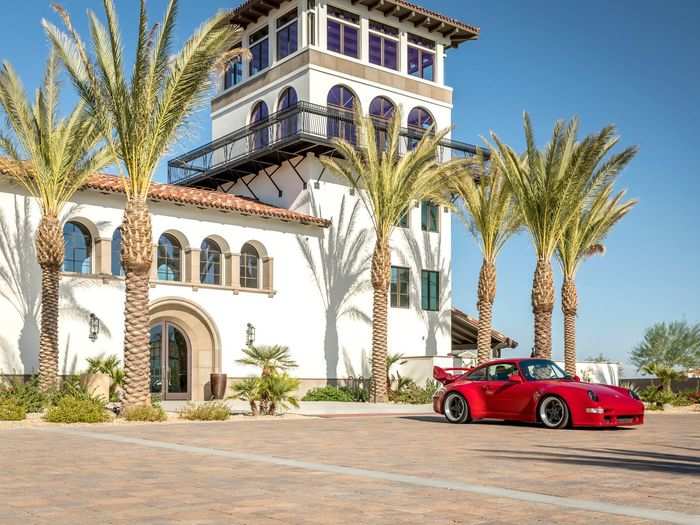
[467, 366, 487, 381]
[487, 363, 516, 381]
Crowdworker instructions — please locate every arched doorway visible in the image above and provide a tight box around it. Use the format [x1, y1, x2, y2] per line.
[149, 321, 191, 400]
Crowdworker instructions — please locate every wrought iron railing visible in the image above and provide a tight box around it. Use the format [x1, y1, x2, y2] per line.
[168, 101, 485, 185]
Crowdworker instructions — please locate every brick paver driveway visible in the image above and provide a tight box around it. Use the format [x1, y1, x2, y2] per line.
[1, 414, 698, 524]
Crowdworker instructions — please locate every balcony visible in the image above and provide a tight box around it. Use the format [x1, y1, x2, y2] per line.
[168, 101, 485, 188]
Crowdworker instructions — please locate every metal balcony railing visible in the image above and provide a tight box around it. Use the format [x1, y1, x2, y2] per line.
[168, 101, 485, 187]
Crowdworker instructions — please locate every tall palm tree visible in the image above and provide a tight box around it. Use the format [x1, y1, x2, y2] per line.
[44, 0, 245, 407]
[0, 54, 107, 390]
[321, 111, 467, 402]
[452, 155, 520, 364]
[557, 184, 637, 375]
[490, 114, 636, 358]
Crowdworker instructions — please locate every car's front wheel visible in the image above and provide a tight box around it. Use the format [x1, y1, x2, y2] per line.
[444, 392, 469, 424]
[538, 396, 570, 429]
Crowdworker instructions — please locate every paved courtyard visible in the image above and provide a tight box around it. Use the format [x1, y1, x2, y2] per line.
[1, 414, 698, 525]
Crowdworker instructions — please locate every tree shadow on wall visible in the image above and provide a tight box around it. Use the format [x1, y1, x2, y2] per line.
[297, 191, 372, 379]
[398, 229, 452, 357]
[0, 196, 108, 374]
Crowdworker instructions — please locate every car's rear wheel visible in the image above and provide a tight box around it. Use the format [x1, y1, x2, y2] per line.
[444, 392, 469, 424]
[538, 396, 570, 429]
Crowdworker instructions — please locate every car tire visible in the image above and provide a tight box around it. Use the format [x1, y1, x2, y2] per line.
[538, 396, 570, 429]
[444, 392, 470, 424]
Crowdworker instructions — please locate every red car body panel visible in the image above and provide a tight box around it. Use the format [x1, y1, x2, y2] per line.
[433, 358, 644, 428]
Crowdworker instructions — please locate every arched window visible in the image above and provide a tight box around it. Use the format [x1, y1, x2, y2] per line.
[63, 221, 92, 274]
[240, 242, 260, 289]
[278, 87, 298, 139]
[200, 238, 222, 286]
[369, 96, 395, 150]
[111, 228, 124, 277]
[407, 107, 434, 149]
[157, 233, 182, 282]
[250, 100, 270, 150]
[327, 85, 356, 142]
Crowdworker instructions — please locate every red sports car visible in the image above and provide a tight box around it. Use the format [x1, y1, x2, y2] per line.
[432, 358, 644, 428]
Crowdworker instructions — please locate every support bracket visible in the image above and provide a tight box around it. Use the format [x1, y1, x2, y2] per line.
[288, 156, 307, 190]
[240, 173, 259, 201]
[263, 165, 283, 198]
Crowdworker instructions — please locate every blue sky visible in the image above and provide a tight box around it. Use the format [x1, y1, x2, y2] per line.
[2, 1, 699, 375]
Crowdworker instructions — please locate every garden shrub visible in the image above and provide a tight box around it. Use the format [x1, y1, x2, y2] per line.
[389, 379, 439, 405]
[44, 395, 110, 423]
[303, 386, 355, 402]
[0, 397, 26, 421]
[179, 401, 230, 421]
[0, 376, 45, 413]
[123, 403, 168, 422]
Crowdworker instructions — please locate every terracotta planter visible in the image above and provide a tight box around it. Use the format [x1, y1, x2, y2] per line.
[210, 373, 228, 400]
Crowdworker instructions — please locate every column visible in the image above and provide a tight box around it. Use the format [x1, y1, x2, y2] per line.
[231, 253, 241, 291]
[262, 257, 274, 292]
[359, 17, 369, 62]
[435, 42, 445, 85]
[186, 249, 201, 285]
[94, 238, 112, 275]
[150, 245, 158, 281]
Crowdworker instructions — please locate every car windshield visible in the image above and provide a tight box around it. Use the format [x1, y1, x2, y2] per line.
[520, 359, 569, 381]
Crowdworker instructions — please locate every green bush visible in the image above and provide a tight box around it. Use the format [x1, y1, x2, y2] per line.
[86, 354, 125, 402]
[0, 397, 26, 421]
[303, 386, 355, 402]
[179, 401, 230, 421]
[123, 403, 168, 422]
[390, 379, 439, 405]
[0, 376, 45, 413]
[44, 395, 110, 423]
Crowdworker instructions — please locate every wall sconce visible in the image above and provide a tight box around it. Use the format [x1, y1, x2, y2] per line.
[245, 323, 256, 348]
[89, 313, 100, 342]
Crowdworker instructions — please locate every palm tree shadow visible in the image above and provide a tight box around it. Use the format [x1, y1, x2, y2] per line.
[398, 229, 451, 357]
[0, 196, 109, 375]
[297, 191, 372, 379]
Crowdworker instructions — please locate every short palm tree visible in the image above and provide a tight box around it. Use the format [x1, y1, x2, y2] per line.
[452, 155, 520, 364]
[237, 345, 298, 378]
[321, 111, 467, 402]
[557, 184, 637, 375]
[0, 54, 107, 390]
[642, 363, 684, 394]
[44, 0, 245, 407]
[490, 114, 636, 358]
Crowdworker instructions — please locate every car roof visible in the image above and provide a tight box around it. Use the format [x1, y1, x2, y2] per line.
[474, 357, 544, 367]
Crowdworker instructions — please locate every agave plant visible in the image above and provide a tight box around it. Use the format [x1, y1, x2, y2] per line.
[44, 0, 245, 407]
[0, 53, 108, 390]
[321, 110, 468, 401]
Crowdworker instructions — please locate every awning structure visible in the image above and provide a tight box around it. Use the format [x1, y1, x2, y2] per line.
[451, 308, 518, 355]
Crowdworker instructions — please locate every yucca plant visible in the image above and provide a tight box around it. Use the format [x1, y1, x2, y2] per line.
[490, 114, 637, 358]
[44, 0, 246, 407]
[0, 54, 108, 391]
[556, 184, 637, 375]
[452, 155, 520, 364]
[321, 111, 468, 401]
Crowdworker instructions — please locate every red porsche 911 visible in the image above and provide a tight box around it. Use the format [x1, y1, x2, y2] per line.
[433, 358, 644, 428]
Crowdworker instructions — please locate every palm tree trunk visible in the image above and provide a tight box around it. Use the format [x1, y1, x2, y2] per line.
[120, 200, 153, 407]
[477, 260, 496, 364]
[35, 216, 63, 391]
[562, 276, 578, 376]
[532, 258, 555, 358]
[370, 237, 390, 403]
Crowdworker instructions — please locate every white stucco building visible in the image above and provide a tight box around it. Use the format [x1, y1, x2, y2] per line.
[0, 0, 516, 400]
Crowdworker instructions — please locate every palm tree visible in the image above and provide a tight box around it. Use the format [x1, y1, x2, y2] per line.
[556, 184, 637, 375]
[237, 345, 298, 378]
[490, 114, 636, 358]
[321, 112, 467, 402]
[0, 54, 107, 390]
[452, 155, 520, 364]
[642, 363, 684, 394]
[44, 0, 245, 407]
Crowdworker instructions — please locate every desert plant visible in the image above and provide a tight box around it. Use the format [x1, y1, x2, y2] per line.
[490, 115, 637, 358]
[44, 395, 110, 423]
[641, 363, 685, 394]
[303, 386, 355, 402]
[321, 110, 468, 401]
[45, 0, 246, 407]
[122, 403, 167, 422]
[179, 401, 230, 421]
[237, 345, 297, 378]
[0, 397, 26, 421]
[86, 354, 125, 401]
[451, 155, 520, 364]
[631, 321, 700, 378]
[0, 376, 45, 413]
[264, 373, 300, 415]
[386, 353, 405, 391]
[0, 53, 108, 391]
[229, 377, 261, 416]
[389, 378, 439, 405]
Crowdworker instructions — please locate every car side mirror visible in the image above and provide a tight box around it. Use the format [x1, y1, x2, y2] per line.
[573, 375, 581, 382]
[508, 373, 523, 383]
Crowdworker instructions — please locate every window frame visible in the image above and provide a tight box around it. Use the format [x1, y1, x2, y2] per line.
[390, 266, 410, 309]
[421, 200, 439, 233]
[111, 227, 124, 277]
[240, 243, 261, 289]
[62, 221, 93, 275]
[368, 20, 399, 71]
[200, 238, 223, 286]
[223, 43, 244, 90]
[276, 8, 298, 61]
[421, 269, 440, 312]
[326, 6, 360, 59]
[248, 25, 270, 77]
[407, 35, 435, 81]
[486, 363, 518, 382]
[157, 233, 183, 282]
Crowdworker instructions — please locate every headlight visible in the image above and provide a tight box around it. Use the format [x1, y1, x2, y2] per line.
[587, 390, 599, 402]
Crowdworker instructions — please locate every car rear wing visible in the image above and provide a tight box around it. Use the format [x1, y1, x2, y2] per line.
[433, 366, 472, 385]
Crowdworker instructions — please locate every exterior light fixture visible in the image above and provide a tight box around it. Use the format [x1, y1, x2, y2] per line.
[246, 323, 256, 347]
[89, 313, 100, 342]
